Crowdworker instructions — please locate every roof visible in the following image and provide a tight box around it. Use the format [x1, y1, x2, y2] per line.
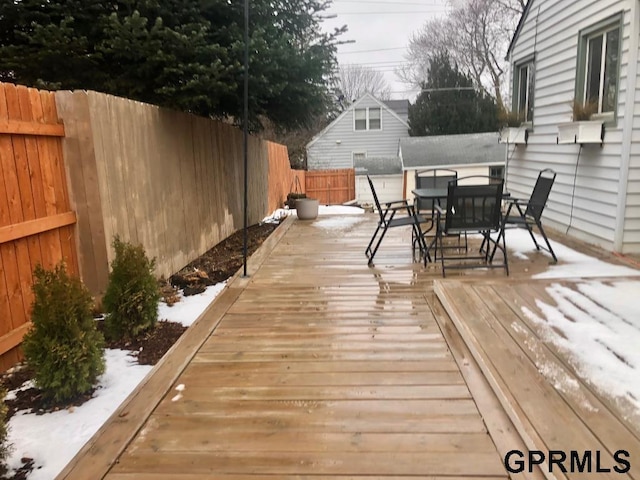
[306, 93, 409, 149]
[506, 0, 533, 59]
[399, 132, 505, 169]
[383, 99, 410, 118]
[354, 157, 402, 176]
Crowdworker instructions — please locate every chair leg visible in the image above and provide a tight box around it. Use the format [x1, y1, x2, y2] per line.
[525, 222, 541, 251]
[365, 223, 383, 259]
[437, 231, 446, 277]
[489, 220, 507, 262]
[367, 225, 390, 266]
[535, 220, 557, 263]
[502, 226, 509, 275]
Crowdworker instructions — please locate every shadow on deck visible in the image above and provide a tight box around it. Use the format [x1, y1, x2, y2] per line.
[57, 212, 640, 479]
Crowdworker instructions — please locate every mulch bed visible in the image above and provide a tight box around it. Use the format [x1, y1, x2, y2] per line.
[0, 220, 280, 479]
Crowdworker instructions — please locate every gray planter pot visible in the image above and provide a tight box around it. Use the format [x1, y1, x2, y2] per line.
[295, 198, 319, 220]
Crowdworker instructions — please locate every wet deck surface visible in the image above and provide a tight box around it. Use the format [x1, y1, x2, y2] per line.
[58, 213, 640, 479]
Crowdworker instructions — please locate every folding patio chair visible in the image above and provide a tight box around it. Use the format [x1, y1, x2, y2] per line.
[365, 175, 428, 265]
[414, 168, 458, 217]
[432, 176, 508, 276]
[414, 168, 466, 253]
[490, 168, 557, 263]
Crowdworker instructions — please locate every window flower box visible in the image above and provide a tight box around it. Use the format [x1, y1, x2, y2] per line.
[499, 126, 529, 145]
[557, 120, 604, 145]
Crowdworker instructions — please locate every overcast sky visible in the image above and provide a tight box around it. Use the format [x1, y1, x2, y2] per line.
[320, 0, 450, 102]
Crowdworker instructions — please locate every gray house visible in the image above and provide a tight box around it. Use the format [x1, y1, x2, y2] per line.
[506, 0, 640, 253]
[306, 93, 409, 171]
[399, 132, 506, 197]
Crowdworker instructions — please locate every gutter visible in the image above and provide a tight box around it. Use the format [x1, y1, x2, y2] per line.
[614, 0, 640, 251]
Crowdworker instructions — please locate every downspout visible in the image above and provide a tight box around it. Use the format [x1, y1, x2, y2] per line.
[614, 0, 639, 251]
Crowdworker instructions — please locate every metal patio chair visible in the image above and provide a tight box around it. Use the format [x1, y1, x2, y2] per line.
[433, 176, 508, 276]
[414, 168, 467, 253]
[414, 168, 458, 217]
[490, 168, 557, 263]
[365, 175, 428, 265]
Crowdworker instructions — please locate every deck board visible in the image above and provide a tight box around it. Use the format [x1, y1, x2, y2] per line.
[435, 279, 640, 480]
[59, 213, 630, 479]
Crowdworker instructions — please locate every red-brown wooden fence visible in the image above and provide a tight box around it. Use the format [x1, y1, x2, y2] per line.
[0, 83, 78, 371]
[305, 169, 355, 205]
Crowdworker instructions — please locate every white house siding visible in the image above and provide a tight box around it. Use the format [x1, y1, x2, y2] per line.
[307, 96, 409, 171]
[507, 0, 639, 252]
[356, 175, 403, 206]
[624, 40, 640, 250]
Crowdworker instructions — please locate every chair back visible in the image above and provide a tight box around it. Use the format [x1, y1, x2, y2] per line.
[525, 169, 556, 220]
[367, 175, 384, 221]
[444, 176, 504, 233]
[415, 169, 457, 212]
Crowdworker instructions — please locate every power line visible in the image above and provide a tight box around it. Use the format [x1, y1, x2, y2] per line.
[340, 46, 407, 54]
[342, 60, 410, 65]
[336, 10, 448, 14]
[335, 0, 444, 5]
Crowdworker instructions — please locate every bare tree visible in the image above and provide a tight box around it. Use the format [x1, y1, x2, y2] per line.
[337, 64, 392, 105]
[399, 0, 526, 110]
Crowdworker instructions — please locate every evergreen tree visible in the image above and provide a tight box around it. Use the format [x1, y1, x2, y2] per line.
[408, 51, 498, 136]
[0, 0, 343, 130]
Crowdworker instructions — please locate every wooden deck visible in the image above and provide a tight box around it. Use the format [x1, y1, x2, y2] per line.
[57, 213, 639, 479]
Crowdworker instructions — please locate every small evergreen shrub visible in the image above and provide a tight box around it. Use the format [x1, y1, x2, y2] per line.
[103, 236, 160, 341]
[22, 263, 105, 403]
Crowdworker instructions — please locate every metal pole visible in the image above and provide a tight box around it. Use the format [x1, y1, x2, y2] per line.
[242, 0, 249, 277]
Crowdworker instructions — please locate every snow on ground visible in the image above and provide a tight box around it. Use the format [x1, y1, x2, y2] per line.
[5, 281, 227, 479]
[521, 280, 640, 420]
[262, 204, 364, 224]
[505, 228, 640, 418]
[504, 228, 639, 278]
[158, 281, 226, 327]
[6, 350, 152, 480]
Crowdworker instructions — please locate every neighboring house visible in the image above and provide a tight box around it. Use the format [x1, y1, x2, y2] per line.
[354, 156, 403, 206]
[306, 93, 410, 171]
[506, 0, 640, 253]
[399, 132, 506, 196]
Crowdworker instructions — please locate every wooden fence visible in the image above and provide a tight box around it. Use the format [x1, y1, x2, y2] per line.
[267, 142, 305, 211]
[0, 84, 298, 370]
[0, 83, 78, 371]
[57, 90, 299, 297]
[305, 169, 355, 204]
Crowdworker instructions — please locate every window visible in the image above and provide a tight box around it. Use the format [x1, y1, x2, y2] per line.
[352, 152, 367, 162]
[512, 57, 534, 123]
[354, 107, 381, 131]
[369, 108, 381, 129]
[354, 109, 367, 130]
[489, 166, 504, 185]
[577, 15, 622, 119]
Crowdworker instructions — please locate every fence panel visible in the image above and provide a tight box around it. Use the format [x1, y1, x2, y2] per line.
[305, 169, 355, 205]
[267, 142, 305, 212]
[57, 91, 296, 296]
[0, 83, 77, 371]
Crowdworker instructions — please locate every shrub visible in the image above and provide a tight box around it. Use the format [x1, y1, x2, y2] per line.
[103, 236, 160, 341]
[22, 263, 105, 403]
